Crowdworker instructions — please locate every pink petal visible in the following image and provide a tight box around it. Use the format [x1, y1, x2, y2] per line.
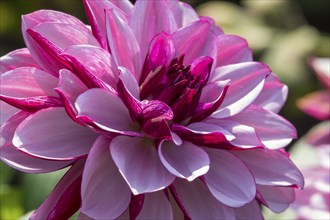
[234, 199, 264, 220]
[173, 20, 216, 65]
[62, 45, 119, 90]
[297, 90, 330, 120]
[171, 123, 234, 149]
[310, 57, 330, 88]
[55, 69, 88, 121]
[204, 118, 263, 149]
[136, 191, 173, 220]
[0, 67, 58, 98]
[83, 0, 133, 49]
[171, 178, 235, 219]
[211, 62, 270, 118]
[159, 140, 210, 181]
[0, 102, 18, 125]
[253, 73, 288, 113]
[233, 148, 304, 189]
[204, 148, 256, 207]
[110, 136, 175, 195]
[130, 0, 177, 59]
[0, 48, 39, 74]
[257, 185, 295, 213]
[215, 35, 252, 67]
[30, 159, 85, 220]
[80, 136, 131, 219]
[13, 107, 98, 160]
[106, 8, 141, 80]
[168, 1, 199, 28]
[231, 105, 297, 149]
[118, 67, 140, 100]
[0, 111, 73, 173]
[75, 88, 138, 135]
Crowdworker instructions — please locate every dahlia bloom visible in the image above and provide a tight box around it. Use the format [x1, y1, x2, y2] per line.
[0, 0, 303, 219]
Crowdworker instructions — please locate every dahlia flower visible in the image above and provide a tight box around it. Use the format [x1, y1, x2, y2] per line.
[0, 0, 303, 219]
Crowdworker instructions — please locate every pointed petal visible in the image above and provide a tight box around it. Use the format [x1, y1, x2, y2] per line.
[130, 0, 177, 58]
[171, 178, 235, 219]
[211, 62, 270, 118]
[173, 20, 216, 65]
[233, 148, 304, 188]
[75, 88, 138, 135]
[0, 48, 39, 74]
[80, 136, 131, 219]
[13, 107, 98, 160]
[0, 102, 18, 125]
[257, 185, 295, 213]
[159, 140, 209, 181]
[231, 105, 297, 149]
[30, 160, 85, 220]
[253, 74, 288, 113]
[215, 35, 252, 67]
[136, 191, 173, 220]
[118, 67, 140, 100]
[110, 136, 175, 195]
[106, 8, 141, 80]
[310, 57, 330, 88]
[234, 200, 264, 220]
[297, 90, 330, 120]
[204, 148, 256, 207]
[1, 111, 73, 173]
[83, 0, 133, 49]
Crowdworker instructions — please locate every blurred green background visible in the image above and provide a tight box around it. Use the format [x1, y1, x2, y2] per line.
[0, 0, 329, 219]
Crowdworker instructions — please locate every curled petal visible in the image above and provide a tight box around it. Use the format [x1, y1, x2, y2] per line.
[159, 140, 210, 181]
[75, 88, 139, 136]
[0, 102, 18, 125]
[110, 136, 175, 195]
[1, 111, 73, 173]
[13, 107, 98, 160]
[204, 148, 256, 207]
[81, 136, 131, 219]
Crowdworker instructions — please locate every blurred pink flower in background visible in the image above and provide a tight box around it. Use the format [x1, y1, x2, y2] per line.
[0, 0, 303, 219]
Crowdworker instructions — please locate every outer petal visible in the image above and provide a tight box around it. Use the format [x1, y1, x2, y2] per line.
[171, 178, 235, 219]
[110, 136, 175, 195]
[233, 148, 304, 189]
[204, 148, 256, 207]
[253, 73, 288, 113]
[0, 111, 73, 173]
[159, 140, 210, 181]
[80, 136, 131, 219]
[30, 159, 85, 220]
[13, 107, 98, 160]
[173, 20, 216, 65]
[83, 0, 133, 49]
[297, 90, 330, 120]
[75, 88, 139, 135]
[230, 105, 297, 149]
[0, 102, 18, 125]
[22, 10, 98, 75]
[257, 185, 296, 213]
[130, 0, 177, 59]
[211, 62, 270, 118]
[106, 8, 141, 80]
[168, 1, 199, 28]
[311, 57, 330, 88]
[215, 35, 252, 67]
[234, 199, 264, 220]
[136, 191, 173, 220]
[0, 48, 39, 74]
